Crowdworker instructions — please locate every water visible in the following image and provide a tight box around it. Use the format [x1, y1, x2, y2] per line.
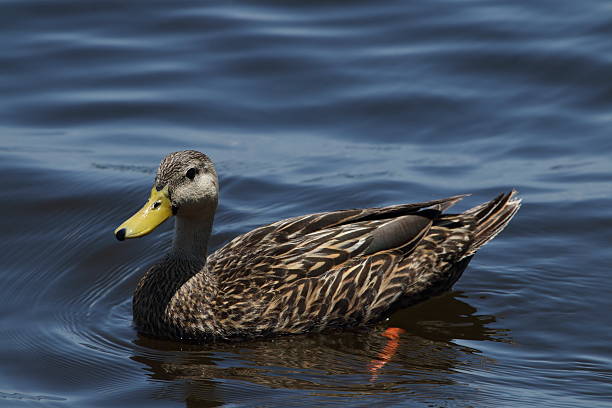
[1, 0, 611, 406]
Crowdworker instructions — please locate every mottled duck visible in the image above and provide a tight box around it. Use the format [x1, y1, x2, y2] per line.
[115, 150, 520, 342]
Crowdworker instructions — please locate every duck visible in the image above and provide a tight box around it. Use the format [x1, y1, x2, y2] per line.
[115, 150, 521, 342]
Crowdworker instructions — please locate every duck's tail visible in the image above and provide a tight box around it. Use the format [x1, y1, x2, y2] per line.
[463, 190, 521, 257]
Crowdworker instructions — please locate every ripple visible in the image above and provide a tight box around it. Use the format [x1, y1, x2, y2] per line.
[1, 0, 612, 406]
[0, 391, 66, 402]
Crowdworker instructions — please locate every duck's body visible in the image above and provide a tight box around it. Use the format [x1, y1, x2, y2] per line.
[116, 151, 520, 342]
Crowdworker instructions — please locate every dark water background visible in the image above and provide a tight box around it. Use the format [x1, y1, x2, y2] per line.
[1, 1, 612, 407]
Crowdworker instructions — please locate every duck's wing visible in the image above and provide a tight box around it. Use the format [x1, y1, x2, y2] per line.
[206, 192, 519, 336]
[209, 194, 469, 282]
[206, 195, 478, 331]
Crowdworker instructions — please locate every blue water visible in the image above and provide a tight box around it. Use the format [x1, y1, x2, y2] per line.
[1, 1, 611, 407]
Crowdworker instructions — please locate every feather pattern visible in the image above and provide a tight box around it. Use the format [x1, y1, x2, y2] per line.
[137, 197, 520, 340]
[124, 150, 521, 342]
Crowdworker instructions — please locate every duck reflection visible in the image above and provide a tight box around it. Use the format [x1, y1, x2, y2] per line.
[130, 292, 508, 407]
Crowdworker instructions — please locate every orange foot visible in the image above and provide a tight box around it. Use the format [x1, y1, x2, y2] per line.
[368, 327, 407, 382]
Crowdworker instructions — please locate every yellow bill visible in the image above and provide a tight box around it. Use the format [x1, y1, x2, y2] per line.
[115, 185, 172, 241]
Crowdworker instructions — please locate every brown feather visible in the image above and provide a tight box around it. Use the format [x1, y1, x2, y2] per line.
[128, 153, 521, 342]
[132, 191, 520, 341]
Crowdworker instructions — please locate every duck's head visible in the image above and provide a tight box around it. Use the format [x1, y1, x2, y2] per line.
[114, 150, 218, 241]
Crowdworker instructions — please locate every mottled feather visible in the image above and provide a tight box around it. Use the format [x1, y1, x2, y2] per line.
[129, 151, 521, 342]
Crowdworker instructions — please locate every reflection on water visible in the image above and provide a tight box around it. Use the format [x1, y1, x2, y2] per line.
[390, 292, 509, 343]
[131, 293, 504, 406]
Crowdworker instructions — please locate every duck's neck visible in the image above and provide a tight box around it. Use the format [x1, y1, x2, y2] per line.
[171, 215, 214, 261]
[133, 213, 219, 340]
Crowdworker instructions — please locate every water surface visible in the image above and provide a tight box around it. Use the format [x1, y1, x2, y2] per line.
[1, 1, 612, 407]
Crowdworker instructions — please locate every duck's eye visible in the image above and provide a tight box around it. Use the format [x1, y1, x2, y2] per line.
[185, 168, 197, 180]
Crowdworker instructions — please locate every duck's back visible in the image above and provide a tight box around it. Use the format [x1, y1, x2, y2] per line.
[206, 191, 520, 338]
